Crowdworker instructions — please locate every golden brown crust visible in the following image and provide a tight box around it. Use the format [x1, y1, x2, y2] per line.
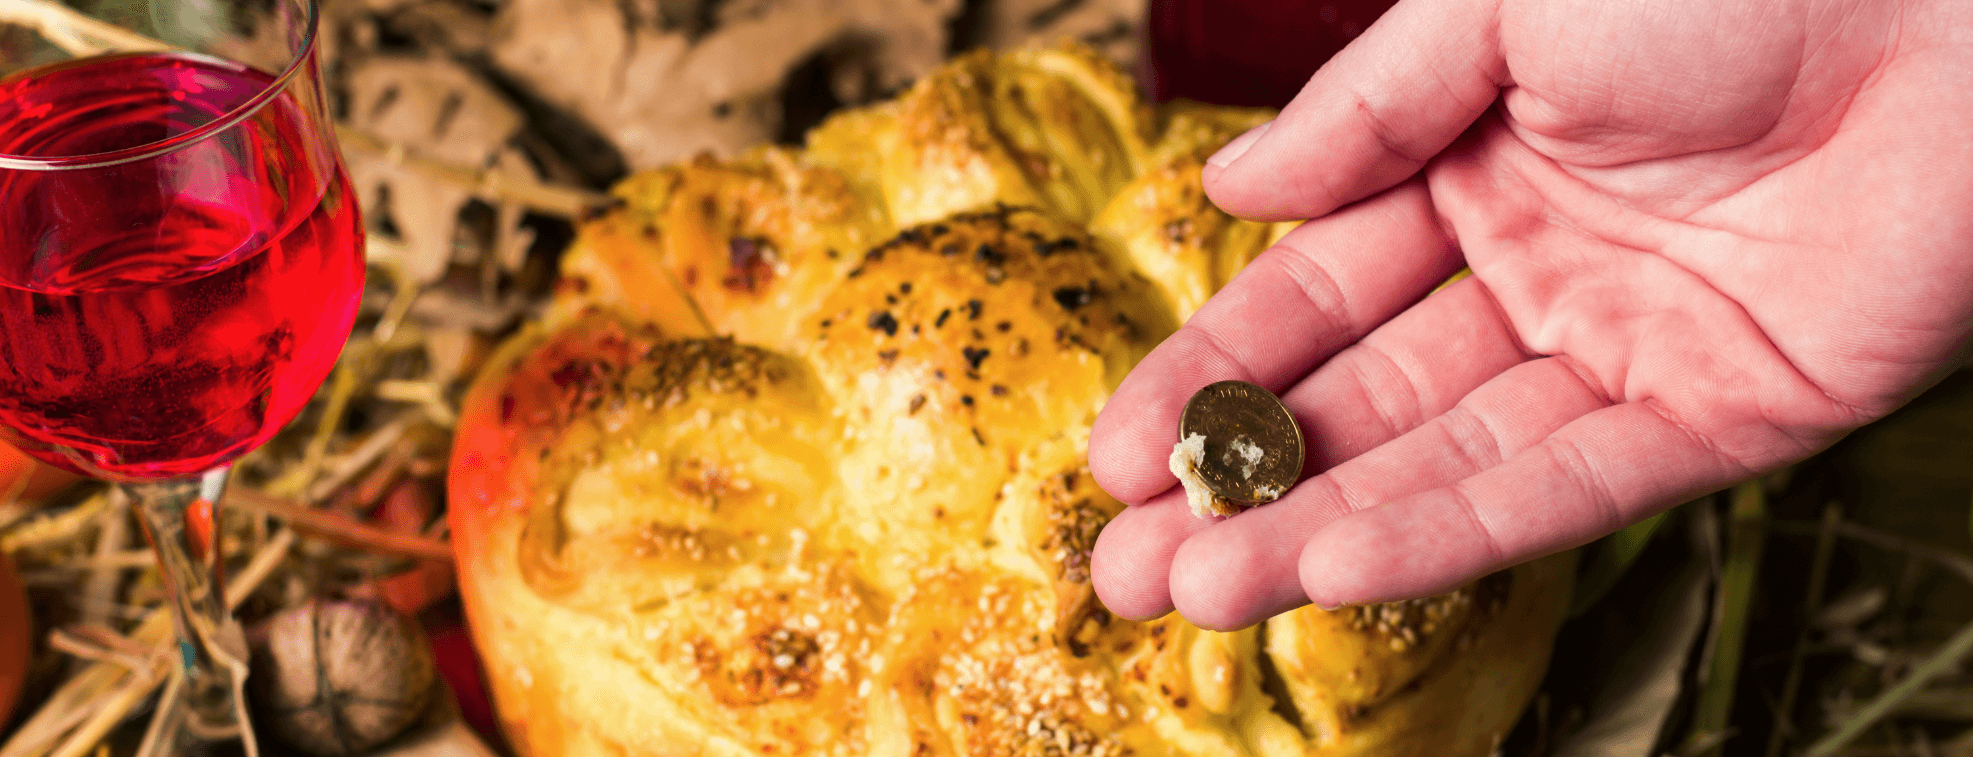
[453, 317, 1574, 757]
[1148, 101, 1276, 165]
[1087, 100, 1282, 323]
[802, 207, 1175, 570]
[810, 44, 1149, 229]
[555, 150, 893, 348]
[450, 42, 1575, 757]
[454, 314, 886, 756]
[1267, 554, 1576, 756]
[1090, 155, 1275, 322]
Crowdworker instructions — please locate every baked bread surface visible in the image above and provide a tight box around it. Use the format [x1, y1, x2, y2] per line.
[450, 43, 1575, 757]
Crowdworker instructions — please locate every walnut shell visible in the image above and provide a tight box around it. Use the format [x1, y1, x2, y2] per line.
[249, 599, 438, 757]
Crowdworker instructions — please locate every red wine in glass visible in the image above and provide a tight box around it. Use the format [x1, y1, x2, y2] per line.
[0, 11, 364, 749]
[1148, 0, 1402, 107]
[0, 52, 364, 480]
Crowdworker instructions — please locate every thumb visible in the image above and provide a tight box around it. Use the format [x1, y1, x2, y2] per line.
[1203, 0, 1507, 221]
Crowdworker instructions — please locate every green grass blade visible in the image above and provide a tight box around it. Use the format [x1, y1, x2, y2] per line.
[1685, 478, 1767, 756]
[1764, 503, 1841, 757]
[1804, 617, 1973, 757]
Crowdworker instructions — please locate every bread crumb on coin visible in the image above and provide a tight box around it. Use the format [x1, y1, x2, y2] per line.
[1227, 436, 1263, 479]
[1169, 433, 1237, 518]
[1171, 434, 1292, 518]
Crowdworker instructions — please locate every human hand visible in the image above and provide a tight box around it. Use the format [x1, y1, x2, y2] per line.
[1088, 0, 1973, 629]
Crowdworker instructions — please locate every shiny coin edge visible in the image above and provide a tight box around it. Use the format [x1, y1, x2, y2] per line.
[1176, 380, 1304, 506]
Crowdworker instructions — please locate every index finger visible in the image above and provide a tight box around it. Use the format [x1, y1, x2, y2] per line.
[1202, 0, 1506, 221]
[1089, 179, 1460, 504]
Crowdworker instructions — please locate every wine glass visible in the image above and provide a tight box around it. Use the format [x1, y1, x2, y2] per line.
[0, 0, 363, 752]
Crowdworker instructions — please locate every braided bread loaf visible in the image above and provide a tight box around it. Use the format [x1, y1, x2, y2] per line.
[449, 43, 1575, 757]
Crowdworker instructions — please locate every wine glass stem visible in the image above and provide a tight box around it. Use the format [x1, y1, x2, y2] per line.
[126, 468, 259, 754]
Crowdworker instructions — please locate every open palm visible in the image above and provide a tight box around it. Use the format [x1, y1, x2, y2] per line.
[1087, 0, 1973, 629]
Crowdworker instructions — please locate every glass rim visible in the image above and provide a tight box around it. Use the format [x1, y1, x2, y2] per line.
[0, 0, 323, 172]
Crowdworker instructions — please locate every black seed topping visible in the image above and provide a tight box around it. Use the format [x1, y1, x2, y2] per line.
[934, 369, 947, 381]
[990, 384, 1008, 397]
[934, 308, 953, 328]
[899, 282, 913, 295]
[1053, 286, 1093, 310]
[885, 293, 898, 305]
[996, 320, 1012, 332]
[971, 428, 987, 447]
[960, 395, 974, 407]
[729, 236, 762, 268]
[932, 224, 949, 235]
[962, 347, 991, 370]
[908, 394, 927, 415]
[820, 319, 833, 328]
[877, 349, 899, 364]
[975, 243, 1005, 266]
[966, 299, 983, 320]
[867, 310, 899, 337]
[1030, 236, 1082, 257]
[723, 237, 778, 293]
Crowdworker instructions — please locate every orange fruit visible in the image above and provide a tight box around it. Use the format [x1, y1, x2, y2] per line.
[0, 440, 79, 504]
[0, 549, 29, 725]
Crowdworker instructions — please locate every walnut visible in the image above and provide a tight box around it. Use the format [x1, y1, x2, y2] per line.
[248, 599, 439, 757]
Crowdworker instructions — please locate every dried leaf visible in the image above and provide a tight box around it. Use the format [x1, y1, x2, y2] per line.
[1551, 539, 1712, 757]
[421, 326, 493, 387]
[977, 0, 1146, 69]
[343, 56, 528, 284]
[490, 0, 960, 170]
[380, 0, 496, 56]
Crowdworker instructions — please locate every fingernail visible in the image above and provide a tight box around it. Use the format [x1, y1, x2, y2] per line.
[1207, 120, 1271, 169]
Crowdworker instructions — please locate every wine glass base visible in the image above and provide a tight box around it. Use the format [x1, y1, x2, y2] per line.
[125, 472, 262, 757]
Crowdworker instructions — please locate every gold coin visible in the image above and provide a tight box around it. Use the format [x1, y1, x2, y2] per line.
[1177, 380, 1304, 506]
